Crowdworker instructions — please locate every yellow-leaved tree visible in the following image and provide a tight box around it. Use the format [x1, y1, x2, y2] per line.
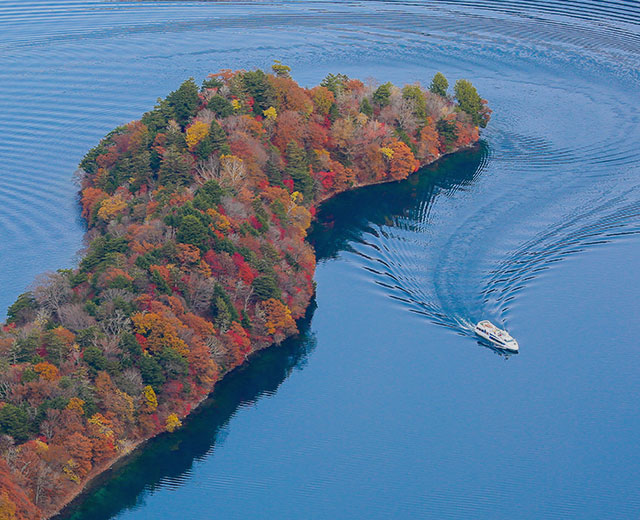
[380, 146, 394, 159]
[97, 194, 127, 221]
[261, 298, 296, 336]
[165, 413, 182, 432]
[263, 106, 277, 121]
[142, 385, 158, 413]
[186, 120, 209, 150]
[131, 312, 190, 357]
[66, 397, 85, 415]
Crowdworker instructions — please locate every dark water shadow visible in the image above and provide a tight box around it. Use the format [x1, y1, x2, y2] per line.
[57, 144, 487, 520]
[310, 143, 489, 336]
[57, 302, 318, 520]
[475, 339, 518, 359]
[310, 143, 487, 260]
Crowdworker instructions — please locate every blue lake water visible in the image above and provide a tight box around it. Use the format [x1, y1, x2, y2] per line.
[0, 1, 639, 518]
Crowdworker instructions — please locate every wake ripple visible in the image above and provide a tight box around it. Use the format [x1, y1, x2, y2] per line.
[1, 0, 639, 335]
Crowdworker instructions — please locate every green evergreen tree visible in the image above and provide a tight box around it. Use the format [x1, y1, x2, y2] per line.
[139, 354, 165, 391]
[150, 268, 172, 294]
[193, 180, 223, 210]
[328, 102, 340, 122]
[6, 292, 36, 325]
[158, 146, 192, 186]
[0, 404, 30, 442]
[241, 309, 251, 329]
[252, 274, 281, 301]
[373, 82, 393, 107]
[429, 72, 449, 97]
[454, 79, 488, 127]
[141, 99, 174, 134]
[201, 77, 223, 91]
[166, 78, 200, 127]
[10, 335, 38, 364]
[242, 69, 276, 113]
[210, 284, 239, 330]
[265, 158, 283, 186]
[402, 84, 428, 122]
[45, 333, 69, 366]
[157, 346, 188, 380]
[285, 141, 313, 200]
[176, 215, 208, 248]
[320, 73, 350, 95]
[211, 296, 231, 330]
[360, 97, 373, 117]
[209, 120, 231, 155]
[149, 149, 162, 172]
[394, 128, 418, 155]
[164, 124, 188, 151]
[207, 95, 234, 118]
[79, 235, 129, 273]
[128, 150, 152, 192]
[194, 136, 214, 160]
[120, 332, 142, 359]
[436, 118, 458, 148]
[83, 345, 109, 373]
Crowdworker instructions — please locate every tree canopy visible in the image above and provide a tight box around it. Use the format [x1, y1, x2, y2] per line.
[454, 79, 491, 128]
[0, 66, 488, 518]
[429, 72, 449, 97]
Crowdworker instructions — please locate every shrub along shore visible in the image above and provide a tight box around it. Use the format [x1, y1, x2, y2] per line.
[0, 63, 490, 519]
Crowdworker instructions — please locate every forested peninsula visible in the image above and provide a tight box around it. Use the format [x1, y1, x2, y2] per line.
[0, 64, 490, 519]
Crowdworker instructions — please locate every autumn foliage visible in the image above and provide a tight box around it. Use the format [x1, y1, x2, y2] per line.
[0, 64, 487, 518]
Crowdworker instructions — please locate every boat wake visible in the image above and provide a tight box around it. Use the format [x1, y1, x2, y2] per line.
[329, 139, 640, 352]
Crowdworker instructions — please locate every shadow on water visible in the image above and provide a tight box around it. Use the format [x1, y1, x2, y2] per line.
[57, 303, 318, 520]
[311, 143, 490, 338]
[58, 145, 486, 519]
[310, 143, 487, 262]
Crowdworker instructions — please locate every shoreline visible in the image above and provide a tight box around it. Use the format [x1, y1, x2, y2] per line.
[50, 142, 478, 519]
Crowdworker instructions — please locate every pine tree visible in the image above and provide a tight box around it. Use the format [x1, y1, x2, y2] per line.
[209, 120, 231, 155]
[0, 404, 29, 442]
[360, 97, 373, 117]
[211, 284, 239, 330]
[402, 84, 428, 122]
[166, 78, 200, 127]
[436, 118, 458, 148]
[177, 215, 208, 249]
[285, 141, 313, 200]
[320, 73, 349, 95]
[429, 72, 449, 97]
[373, 82, 393, 106]
[265, 158, 283, 186]
[207, 95, 234, 118]
[454, 79, 489, 128]
[242, 69, 276, 113]
[195, 137, 213, 160]
[158, 146, 192, 186]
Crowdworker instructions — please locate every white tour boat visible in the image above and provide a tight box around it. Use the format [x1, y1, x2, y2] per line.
[474, 320, 519, 351]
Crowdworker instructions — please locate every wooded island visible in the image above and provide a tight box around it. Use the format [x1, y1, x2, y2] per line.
[0, 63, 490, 519]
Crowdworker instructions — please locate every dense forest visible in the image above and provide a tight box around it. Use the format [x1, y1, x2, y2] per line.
[0, 63, 489, 519]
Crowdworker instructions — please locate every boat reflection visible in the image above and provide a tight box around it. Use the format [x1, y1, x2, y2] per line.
[476, 339, 519, 358]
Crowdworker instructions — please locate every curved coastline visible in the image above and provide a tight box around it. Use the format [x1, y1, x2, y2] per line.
[0, 68, 488, 519]
[52, 142, 481, 520]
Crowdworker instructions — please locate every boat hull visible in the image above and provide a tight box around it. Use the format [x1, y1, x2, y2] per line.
[474, 328, 519, 351]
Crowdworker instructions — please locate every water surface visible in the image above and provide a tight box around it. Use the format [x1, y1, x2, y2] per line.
[0, 1, 638, 518]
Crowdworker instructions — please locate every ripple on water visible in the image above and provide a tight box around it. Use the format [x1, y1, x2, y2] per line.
[1, 2, 639, 519]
